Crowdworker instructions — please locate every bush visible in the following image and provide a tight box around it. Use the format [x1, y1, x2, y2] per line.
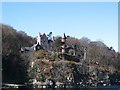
[67, 61, 76, 65]
[34, 50, 50, 59]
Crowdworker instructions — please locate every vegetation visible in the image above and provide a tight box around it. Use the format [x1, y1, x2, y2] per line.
[2, 24, 35, 83]
[2, 24, 120, 85]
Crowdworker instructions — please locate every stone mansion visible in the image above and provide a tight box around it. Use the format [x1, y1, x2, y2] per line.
[21, 32, 54, 52]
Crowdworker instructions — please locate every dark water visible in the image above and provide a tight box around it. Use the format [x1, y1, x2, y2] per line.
[2, 86, 120, 90]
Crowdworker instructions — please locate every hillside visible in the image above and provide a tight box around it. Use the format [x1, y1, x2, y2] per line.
[2, 24, 120, 87]
[2, 24, 35, 83]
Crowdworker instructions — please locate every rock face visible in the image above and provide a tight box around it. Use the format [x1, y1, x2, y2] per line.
[22, 50, 103, 87]
[24, 50, 85, 84]
[21, 49, 120, 87]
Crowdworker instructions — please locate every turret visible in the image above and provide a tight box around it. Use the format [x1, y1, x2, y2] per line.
[37, 32, 41, 45]
[61, 33, 67, 54]
[61, 33, 66, 43]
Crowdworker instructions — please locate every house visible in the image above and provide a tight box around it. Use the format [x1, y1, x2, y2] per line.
[20, 32, 53, 53]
